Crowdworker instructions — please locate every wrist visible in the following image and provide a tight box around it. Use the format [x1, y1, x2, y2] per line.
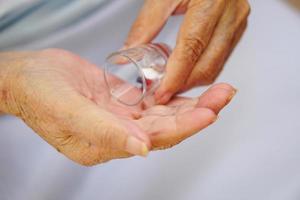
[0, 52, 24, 115]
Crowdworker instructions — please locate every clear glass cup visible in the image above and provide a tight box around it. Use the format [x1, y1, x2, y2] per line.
[104, 43, 171, 106]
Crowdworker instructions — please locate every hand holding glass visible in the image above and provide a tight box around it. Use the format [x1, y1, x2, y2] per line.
[104, 43, 171, 106]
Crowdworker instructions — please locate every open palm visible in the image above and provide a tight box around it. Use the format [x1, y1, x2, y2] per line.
[9, 49, 235, 166]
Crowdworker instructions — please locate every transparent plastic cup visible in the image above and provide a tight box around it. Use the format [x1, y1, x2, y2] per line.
[104, 43, 171, 106]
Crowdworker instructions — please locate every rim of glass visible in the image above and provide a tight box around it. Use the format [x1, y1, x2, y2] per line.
[104, 51, 147, 106]
[147, 43, 170, 59]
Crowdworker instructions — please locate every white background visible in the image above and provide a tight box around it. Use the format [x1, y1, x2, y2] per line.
[0, 0, 300, 199]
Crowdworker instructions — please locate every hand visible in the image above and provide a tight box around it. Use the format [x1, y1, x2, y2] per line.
[124, 0, 249, 103]
[0, 49, 236, 166]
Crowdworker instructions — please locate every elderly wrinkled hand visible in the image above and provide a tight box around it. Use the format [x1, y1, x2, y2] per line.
[124, 0, 250, 104]
[0, 49, 235, 166]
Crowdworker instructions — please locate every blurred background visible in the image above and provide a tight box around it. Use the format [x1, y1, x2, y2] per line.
[0, 0, 300, 199]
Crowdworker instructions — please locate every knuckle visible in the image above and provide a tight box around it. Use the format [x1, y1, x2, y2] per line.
[194, 68, 219, 86]
[189, 0, 224, 10]
[243, 2, 251, 18]
[202, 75, 217, 85]
[54, 133, 76, 147]
[179, 36, 204, 61]
[242, 0, 251, 13]
[201, 70, 218, 85]
[238, 0, 251, 19]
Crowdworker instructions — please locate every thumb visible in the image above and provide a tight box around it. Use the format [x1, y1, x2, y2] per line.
[124, 0, 182, 48]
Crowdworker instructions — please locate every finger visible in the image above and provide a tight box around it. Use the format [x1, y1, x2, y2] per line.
[124, 0, 182, 48]
[183, 0, 250, 89]
[139, 82, 235, 150]
[173, 0, 190, 15]
[155, 0, 226, 103]
[139, 107, 216, 150]
[196, 83, 236, 114]
[167, 83, 235, 110]
[153, 107, 216, 149]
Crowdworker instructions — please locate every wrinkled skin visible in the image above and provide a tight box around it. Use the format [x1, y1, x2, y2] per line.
[125, 0, 250, 103]
[0, 49, 236, 166]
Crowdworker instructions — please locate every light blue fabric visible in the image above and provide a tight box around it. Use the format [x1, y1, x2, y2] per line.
[0, 0, 110, 50]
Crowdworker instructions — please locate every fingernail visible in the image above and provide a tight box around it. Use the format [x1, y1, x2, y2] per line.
[227, 89, 237, 103]
[212, 115, 219, 123]
[125, 136, 149, 157]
